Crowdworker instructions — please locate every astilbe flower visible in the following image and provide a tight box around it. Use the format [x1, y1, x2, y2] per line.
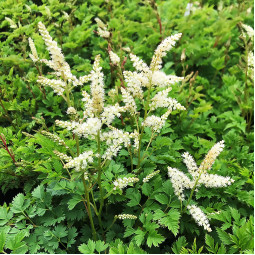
[122, 33, 185, 134]
[113, 177, 139, 190]
[95, 17, 110, 38]
[242, 23, 254, 39]
[167, 167, 194, 201]
[64, 151, 94, 171]
[41, 130, 68, 149]
[168, 140, 234, 231]
[53, 151, 72, 162]
[28, 38, 39, 63]
[143, 170, 160, 183]
[187, 205, 212, 232]
[116, 214, 137, 220]
[142, 109, 172, 133]
[37, 22, 77, 83]
[66, 107, 77, 115]
[109, 51, 120, 65]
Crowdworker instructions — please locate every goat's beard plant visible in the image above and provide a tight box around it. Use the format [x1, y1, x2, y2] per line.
[29, 22, 234, 240]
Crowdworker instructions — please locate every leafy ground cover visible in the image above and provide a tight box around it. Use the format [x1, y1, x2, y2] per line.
[0, 0, 254, 254]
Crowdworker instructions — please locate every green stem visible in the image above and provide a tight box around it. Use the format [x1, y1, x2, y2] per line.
[103, 188, 114, 200]
[137, 85, 152, 169]
[75, 135, 80, 156]
[82, 176, 97, 240]
[128, 145, 133, 171]
[106, 218, 117, 232]
[22, 211, 36, 227]
[183, 171, 203, 213]
[97, 130, 104, 229]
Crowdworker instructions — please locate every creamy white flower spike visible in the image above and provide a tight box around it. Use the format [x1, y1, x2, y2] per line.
[109, 51, 120, 65]
[129, 53, 150, 73]
[150, 88, 185, 111]
[168, 167, 194, 201]
[90, 55, 105, 114]
[142, 109, 172, 133]
[248, 51, 254, 69]
[101, 104, 126, 125]
[143, 170, 160, 183]
[187, 205, 212, 232]
[129, 130, 139, 151]
[150, 33, 182, 71]
[116, 214, 137, 220]
[113, 176, 139, 190]
[95, 18, 110, 38]
[28, 38, 39, 63]
[41, 131, 68, 148]
[121, 87, 137, 114]
[37, 22, 79, 86]
[242, 24, 254, 38]
[64, 151, 94, 171]
[55, 120, 79, 131]
[169, 141, 234, 199]
[53, 150, 72, 162]
[37, 77, 65, 95]
[95, 18, 107, 30]
[73, 118, 102, 138]
[199, 140, 225, 172]
[182, 152, 198, 176]
[98, 28, 110, 38]
[151, 71, 183, 87]
[66, 107, 77, 115]
[123, 71, 145, 99]
[5, 17, 17, 29]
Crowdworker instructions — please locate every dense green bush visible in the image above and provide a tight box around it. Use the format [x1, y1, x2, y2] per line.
[0, 0, 253, 254]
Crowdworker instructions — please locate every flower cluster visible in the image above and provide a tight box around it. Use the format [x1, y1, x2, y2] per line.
[242, 23, 254, 39]
[121, 33, 185, 134]
[142, 109, 172, 133]
[66, 107, 77, 115]
[53, 150, 72, 162]
[113, 177, 139, 190]
[167, 167, 193, 201]
[115, 214, 137, 220]
[41, 131, 68, 149]
[28, 38, 39, 63]
[95, 17, 110, 38]
[64, 151, 94, 171]
[143, 170, 160, 183]
[109, 51, 120, 65]
[198, 140, 225, 172]
[187, 205, 212, 232]
[168, 141, 234, 231]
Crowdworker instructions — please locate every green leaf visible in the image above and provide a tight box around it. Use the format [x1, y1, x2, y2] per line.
[164, 209, 181, 236]
[142, 183, 152, 196]
[32, 185, 45, 200]
[0, 206, 13, 226]
[79, 240, 96, 254]
[205, 234, 216, 253]
[53, 225, 68, 239]
[172, 236, 187, 254]
[154, 193, 169, 205]
[95, 240, 108, 253]
[147, 230, 165, 247]
[229, 207, 240, 222]
[134, 229, 146, 247]
[216, 228, 232, 245]
[0, 231, 6, 253]
[126, 242, 146, 254]
[6, 231, 28, 254]
[67, 195, 83, 210]
[11, 194, 30, 213]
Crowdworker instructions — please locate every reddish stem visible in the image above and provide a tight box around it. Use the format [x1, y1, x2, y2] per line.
[0, 134, 15, 163]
